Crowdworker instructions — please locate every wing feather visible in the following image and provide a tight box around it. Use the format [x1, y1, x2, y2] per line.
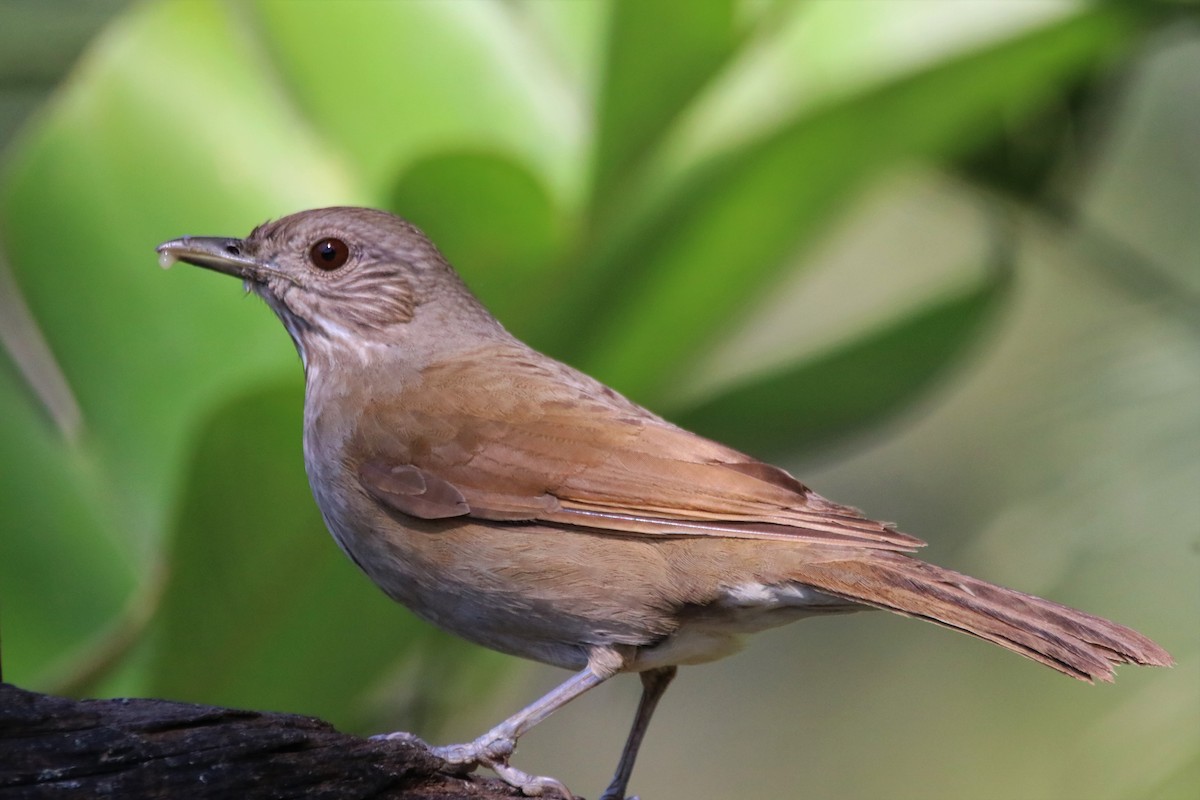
[353, 344, 924, 552]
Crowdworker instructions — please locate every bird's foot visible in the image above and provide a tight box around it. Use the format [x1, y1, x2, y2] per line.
[374, 730, 574, 798]
[488, 759, 575, 798]
[427, 730, 514, 766]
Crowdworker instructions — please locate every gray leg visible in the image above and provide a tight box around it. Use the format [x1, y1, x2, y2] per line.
[599, 666, 677, 800]
[377, 664, 613, 798]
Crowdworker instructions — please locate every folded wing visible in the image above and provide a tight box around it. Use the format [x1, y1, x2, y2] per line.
[355, 344, 923, 552]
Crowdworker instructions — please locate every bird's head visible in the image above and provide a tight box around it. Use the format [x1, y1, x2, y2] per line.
[158, 206, 500, 367]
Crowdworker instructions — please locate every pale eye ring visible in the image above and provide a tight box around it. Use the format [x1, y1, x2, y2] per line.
[309, 237, 350, 270]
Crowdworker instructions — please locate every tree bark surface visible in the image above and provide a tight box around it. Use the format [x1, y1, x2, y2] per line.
[0, 682, 522, 799]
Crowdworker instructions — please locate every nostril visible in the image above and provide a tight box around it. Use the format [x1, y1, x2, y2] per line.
[224, 243, 241, 256]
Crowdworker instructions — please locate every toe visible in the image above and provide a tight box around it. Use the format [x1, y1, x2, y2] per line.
[490, 761, 575, 799]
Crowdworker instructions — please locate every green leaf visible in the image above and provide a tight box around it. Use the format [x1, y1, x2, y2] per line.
[0, 0, 127, 150]
[558, 7, 1137, 401]
[590, 0, 739, 206]
[0, 0, 359, 686]
[672, 263, 1009, 458]
[247, 0, 580, 202]
[508, 0, 608, 104]
[146, 380, 430, 729]
[0, 358, 135, 687]
[388, 151, 568, 345]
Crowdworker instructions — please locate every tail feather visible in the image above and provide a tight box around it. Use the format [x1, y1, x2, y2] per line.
[800, 553, 1172, 682]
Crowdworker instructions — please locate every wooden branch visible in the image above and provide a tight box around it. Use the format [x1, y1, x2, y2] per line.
[0, 682, 522, 799]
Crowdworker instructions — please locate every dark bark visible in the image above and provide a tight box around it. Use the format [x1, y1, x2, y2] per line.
[0, 683, 522, 799]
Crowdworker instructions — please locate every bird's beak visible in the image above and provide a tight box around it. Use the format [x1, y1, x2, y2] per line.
[156, 236, 262, 280]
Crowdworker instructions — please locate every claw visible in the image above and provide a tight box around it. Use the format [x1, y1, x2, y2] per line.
[491, 760, 575, 798]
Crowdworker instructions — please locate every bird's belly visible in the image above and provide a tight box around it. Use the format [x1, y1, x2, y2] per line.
[317, 502, 683, 670]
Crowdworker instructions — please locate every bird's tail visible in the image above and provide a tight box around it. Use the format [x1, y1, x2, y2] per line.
[798, 552, 1172, 681]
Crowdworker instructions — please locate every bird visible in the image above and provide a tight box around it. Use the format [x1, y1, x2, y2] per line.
[157, 206, 1171, 799]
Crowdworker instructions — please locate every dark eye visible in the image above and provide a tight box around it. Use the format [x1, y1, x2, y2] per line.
[309, 237, 350, 270]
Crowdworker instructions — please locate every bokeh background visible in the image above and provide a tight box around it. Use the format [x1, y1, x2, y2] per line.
[1, 1, 1196, 798]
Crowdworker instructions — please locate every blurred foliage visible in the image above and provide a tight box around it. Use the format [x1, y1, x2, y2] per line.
[0, 1, 1195, 797]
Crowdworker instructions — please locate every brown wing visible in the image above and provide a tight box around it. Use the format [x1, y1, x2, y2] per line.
[354, 344, 923, 552]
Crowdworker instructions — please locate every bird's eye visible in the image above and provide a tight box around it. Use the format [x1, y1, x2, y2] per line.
[309, 237, 350, 271]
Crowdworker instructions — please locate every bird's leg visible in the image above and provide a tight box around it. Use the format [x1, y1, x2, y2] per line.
[429, 666, 606, 767]
[598, 666, 677, 800]
[377, 660, 618, 798]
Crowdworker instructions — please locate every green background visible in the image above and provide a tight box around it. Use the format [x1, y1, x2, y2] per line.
[0, 1, 1196, 798]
